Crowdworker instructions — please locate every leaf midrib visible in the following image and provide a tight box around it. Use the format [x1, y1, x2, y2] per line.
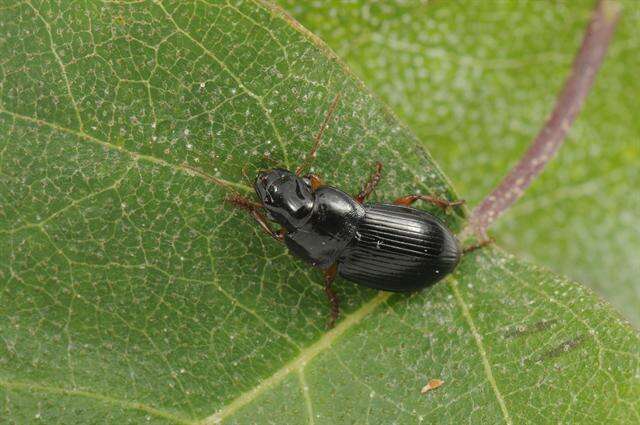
[1, 256, 520, 424]
[0, 292, 392, 424]
[202, 291, 391, 424]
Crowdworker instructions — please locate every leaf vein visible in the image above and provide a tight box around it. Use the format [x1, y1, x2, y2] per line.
[24, 1, 84, 132]
[297, 368, 315, 425]
[0, 108, 251, 193]
[450, 278, 513, 425]
[153, 0, 291, 169]
[0, 379, 194, 425]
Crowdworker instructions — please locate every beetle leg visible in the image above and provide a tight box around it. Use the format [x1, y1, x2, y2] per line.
[323, 264, 340, 328]
[226, 194, 263, 211]
[393, 194, 465, 212]
[355, 161, 383, 203]
[226, 195, 284, 242]
[462, 237, 494, 254]
[304, 173, 324, 192]
[262, 152, 282, 166]
[251, 210, 285, 242]
[241, 163, 253, 186]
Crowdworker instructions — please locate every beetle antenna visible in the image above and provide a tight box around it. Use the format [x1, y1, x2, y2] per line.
[295, 93, 341, 176]
[262, 152, 281, 166]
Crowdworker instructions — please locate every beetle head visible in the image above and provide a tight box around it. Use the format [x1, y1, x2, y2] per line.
[254, 168, 314, 231]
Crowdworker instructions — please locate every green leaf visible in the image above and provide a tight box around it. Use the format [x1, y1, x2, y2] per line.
[279, 0, 640, 326]
[0, 1, 637, 424]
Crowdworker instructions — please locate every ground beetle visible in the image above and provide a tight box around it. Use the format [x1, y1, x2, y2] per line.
[228, 94, 470, 327]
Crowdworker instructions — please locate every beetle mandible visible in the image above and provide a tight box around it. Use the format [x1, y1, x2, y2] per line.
[228, 94, 469, 327]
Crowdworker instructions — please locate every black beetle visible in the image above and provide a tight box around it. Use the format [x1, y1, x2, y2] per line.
[228, 94, 468, 327]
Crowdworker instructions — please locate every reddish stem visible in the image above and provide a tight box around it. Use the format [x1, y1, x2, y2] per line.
[469, 0, 620, 239]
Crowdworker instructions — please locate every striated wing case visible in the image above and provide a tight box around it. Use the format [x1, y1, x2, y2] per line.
[337, 203, 460, 291]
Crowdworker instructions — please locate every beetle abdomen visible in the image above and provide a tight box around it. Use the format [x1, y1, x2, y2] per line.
[337, 203, 460, 292]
